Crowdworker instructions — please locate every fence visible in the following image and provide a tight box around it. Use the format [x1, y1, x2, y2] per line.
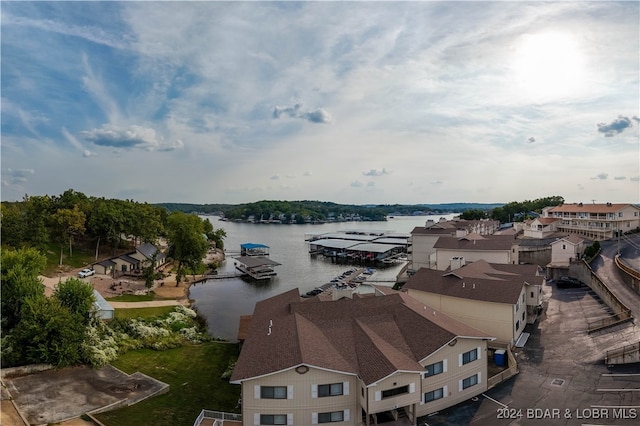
[193, 410, 242, 426]
[487, 348, 519, 389]
[605, 341, 640, 365]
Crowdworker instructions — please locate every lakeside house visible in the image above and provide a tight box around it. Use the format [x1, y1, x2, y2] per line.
[91, 242, 166, 277]
[230, 288, 495, 425]
[402, 260, 544, 346]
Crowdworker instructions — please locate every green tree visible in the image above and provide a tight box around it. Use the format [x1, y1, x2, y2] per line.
[166, 212, 208, 285]
[0, 247, 47, 330]
[203, 218, 226, 250]
[460, 209, 489, 220]
[51, 206, 86, 264]
[53, 278, 96, 325]
[9, 296, 85, 367]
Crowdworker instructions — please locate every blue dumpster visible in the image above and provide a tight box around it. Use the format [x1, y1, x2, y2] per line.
[494, 349, 506, 367]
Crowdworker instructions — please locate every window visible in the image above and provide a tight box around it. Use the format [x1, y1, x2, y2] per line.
[424, 361, 444, 378]
[462, 374, 479, 389]
[318, 411, 344, 423]
[261, 386, 287, 399]
[424, 388, 444, 403]
[522, 312, 525, 321]
[318, 383, 343, 397]
[260, 414, 287, 425]
[515, 320, 520, 331]
[382, 385, 409, 398]
[462, 348, 478, 364]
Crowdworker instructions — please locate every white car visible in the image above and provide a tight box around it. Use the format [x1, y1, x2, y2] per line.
[78, 268, 95, 278]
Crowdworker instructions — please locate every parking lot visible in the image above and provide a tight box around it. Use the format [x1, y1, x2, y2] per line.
[421, 280, 640, 426]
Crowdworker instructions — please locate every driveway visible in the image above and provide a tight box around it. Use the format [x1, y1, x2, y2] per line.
[421, 278, 640, 425]
[3, 365, 168, 425]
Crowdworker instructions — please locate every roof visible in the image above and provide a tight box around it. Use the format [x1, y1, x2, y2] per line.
[92, 289, 114, 313]
[230, 289, 492, 385]
[235, 256, 281, 268]
[309, 239, 360, 249]
[434, 234, 516, 251]
[551, 234, 585, 245]
[535, 217, 561, 225]
[348, 243, 404, 254]
[403, 260, 542, 305]
[94, 259, 117, 267]
[136, 242, 162, 259]
[241, 243, 269, 249]
[548, 203, 638, 214]
[118, 254, 140, 264]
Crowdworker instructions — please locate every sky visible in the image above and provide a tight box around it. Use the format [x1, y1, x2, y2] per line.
[1, 1, 639, 205]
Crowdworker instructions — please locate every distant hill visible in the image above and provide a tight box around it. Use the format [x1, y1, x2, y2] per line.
[154, 201, 505, 223]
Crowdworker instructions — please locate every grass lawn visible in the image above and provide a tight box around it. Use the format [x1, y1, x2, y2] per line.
[114, 306, 176, 320]
[95, 342, 241, 426]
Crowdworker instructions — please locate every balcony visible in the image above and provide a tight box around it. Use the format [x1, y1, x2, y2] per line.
[193, 410, 242, 426]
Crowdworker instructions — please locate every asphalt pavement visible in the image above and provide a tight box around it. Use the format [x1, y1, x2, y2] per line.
[421, 234, 640, 426]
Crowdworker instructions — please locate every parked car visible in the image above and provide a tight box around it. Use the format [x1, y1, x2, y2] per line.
[556, 276, 583, 288]
[78, 268, 95, 278]
[305, 288, 323, 296]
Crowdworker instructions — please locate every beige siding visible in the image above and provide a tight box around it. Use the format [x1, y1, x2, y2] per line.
[410, 234, 442, 271]
[242, 367, 357, 425]
[365, 372, 421, 414]
[417, 339, 488, 416]
[551, 240, 582, 265]
[408, 289, 515, 344]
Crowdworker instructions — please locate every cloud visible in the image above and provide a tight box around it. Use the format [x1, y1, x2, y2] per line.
[350, 181, 364, 187]
[3, 168, 35, 185]
[597, 116, 633, 137]
[431, 180, 443, 184]
[270, 175, 280, 180]
[613, 176, 626, 180]
[526, 137, 536, 144]
[591, 173, 608, 180]
[80, 125, 183, 152]
[630, 176, 640, 182]
[363, 168, 389, 177]
[273, 103, 332, 124]
[303, 171, 313, 176]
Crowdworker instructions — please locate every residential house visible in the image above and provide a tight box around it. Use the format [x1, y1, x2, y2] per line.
[542, 203, 640, 241]
[92, 259, 117, 276]
[230, 289, 495, 425]
[403, 260, 544, 346]
[523, 217, 561, 239]
[130, 242, 167, 270]
[432, 234, 518, 271]
[549, 234, 586, 267]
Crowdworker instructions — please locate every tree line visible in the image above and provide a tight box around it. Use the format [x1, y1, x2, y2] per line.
[1, 189, 226, 268]
[459, 196, 565, 222]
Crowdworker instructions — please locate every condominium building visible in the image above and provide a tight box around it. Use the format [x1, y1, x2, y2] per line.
[230, 289, 494, 425]
[542, 203, 640, 241]
[403, 260, 544, 346]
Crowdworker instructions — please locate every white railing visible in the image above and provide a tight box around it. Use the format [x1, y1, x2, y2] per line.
[193, 409, 242, 426]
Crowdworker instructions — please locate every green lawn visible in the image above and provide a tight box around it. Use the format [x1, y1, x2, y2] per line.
[114, 306, 176, 320]
[95, 343, 241, 426]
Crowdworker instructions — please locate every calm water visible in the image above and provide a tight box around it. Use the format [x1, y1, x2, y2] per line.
[189, 214, 457, 340]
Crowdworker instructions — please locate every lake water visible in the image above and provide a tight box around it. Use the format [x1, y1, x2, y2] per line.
[189, 214, 457, 340]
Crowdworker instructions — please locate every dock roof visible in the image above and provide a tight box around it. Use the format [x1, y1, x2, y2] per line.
[235, 256, 281, 268]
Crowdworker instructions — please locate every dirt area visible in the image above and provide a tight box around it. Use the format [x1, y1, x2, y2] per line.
[3, 365, 168, 425]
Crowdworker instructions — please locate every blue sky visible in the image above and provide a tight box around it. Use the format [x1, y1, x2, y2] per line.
[2, 1, 639, 205]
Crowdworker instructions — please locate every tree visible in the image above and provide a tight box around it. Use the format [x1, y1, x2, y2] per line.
[53, 278, 96, 326]
[8, 296, 85, 367]
[166, 212, 208, 285]
[460, 209, 489, 220]
[1, 247, 47, 331]
[203, 218, 227, 250]
[51, 206, 86, 264]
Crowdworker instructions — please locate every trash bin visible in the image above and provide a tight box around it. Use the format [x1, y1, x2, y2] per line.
[494, 349, 506, 367]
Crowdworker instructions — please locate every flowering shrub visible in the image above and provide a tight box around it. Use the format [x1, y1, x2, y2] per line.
[83, 306, 212, 363]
